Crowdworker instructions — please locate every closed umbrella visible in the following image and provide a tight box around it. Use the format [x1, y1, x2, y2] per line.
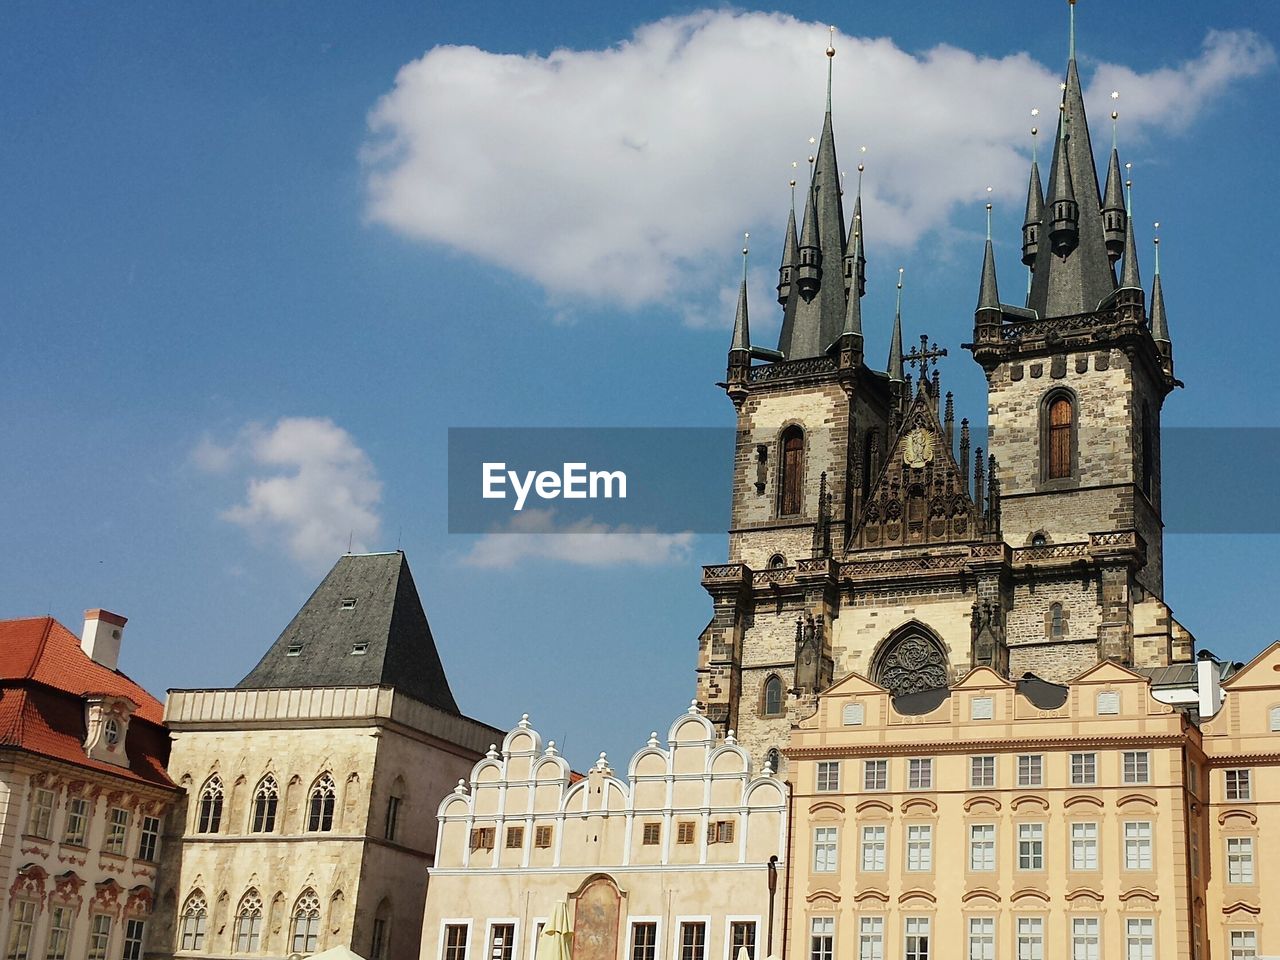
[535, 901, 574, 960]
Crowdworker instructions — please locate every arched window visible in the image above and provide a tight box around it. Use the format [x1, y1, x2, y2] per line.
[1046, 394, 1074, 480]
[251, 776, 278, 833]
[290, 889, 321, 954]
[779, 427, 804, 516]
[234, 889, 263, 953]
[762, 676, 784, 717]
[1048, 603, 1066, 639]
[371, 898, 392, 960]
[764, 748, 781, 773]
[197, 776, 224, 834]
[1031, 531, 1048, 547]
[179, 891, 208, 951]
[307, 775, 336, 832]
[871, 626, 949, 698]
[768, 553, 787, 570]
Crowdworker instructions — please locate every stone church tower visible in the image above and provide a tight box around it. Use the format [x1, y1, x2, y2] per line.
[695, 13, 1192, 770]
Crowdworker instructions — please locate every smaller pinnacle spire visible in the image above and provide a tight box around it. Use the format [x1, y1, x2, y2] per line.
[731, 235, 751, 352]
[978, 205, 1001, 313]
[888, 268, 905, 382]
[1102, 144, 1127, 264]
[1120, 184, 1141, 291]
[842, 233, 863, 339]
[1150, 229, 1170, 345]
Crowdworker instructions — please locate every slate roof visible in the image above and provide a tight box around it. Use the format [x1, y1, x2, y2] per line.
[236, 552, 461, 714]
[1132, 660, 1237, 689]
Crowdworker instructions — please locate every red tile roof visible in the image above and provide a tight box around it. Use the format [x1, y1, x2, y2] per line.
[0, 617, 174, 789]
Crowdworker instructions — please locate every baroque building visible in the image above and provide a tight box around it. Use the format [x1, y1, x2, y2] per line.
[696, 5, 1190, 773]
[151, 552, 499, 960]
[0, 611, 179, 960]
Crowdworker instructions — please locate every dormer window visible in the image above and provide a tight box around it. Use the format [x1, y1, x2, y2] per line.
[105, 718, 120, 745]
[351, 642, 369, 656]
[286, 643, 303, 657]
[340, 598, 358, 610]
[84, 695, 136, 769]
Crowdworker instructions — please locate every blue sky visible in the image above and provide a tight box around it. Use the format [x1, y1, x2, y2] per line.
[2, 1, 1277, 768]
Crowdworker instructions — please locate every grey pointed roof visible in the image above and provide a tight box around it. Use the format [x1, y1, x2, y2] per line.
[1150, 266, 1170, 344]
[1102, 147, 1125, 215]
[730, 269, 751, 352]
[237, 552, 460, 714]
[1023, 159, 1044, 229]
[779, 207, 799, 271]
[1119, 203, 1142, 291]
[887, 291, 904, 382]
[1027, 57, 1117, 318]
[977, 238, 1000, 311]
[841, 228, 864, 339]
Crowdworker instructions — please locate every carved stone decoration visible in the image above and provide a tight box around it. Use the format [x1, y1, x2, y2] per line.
[872, 631, 949, 697]
[50, 872, 85, 912]
[9, 865, 48, 910]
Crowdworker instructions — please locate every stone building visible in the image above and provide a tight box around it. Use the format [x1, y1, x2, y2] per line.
[152, 552, 500, 960]
[696, 5, 1193, 773]
[420, 706, 788, 960]
[0, 611, 180, 960]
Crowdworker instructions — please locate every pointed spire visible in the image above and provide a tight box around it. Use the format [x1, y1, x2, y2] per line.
[796, 169, 822, 298]
[1150, 229, 1170, 346]
[777, 193, 799, 306]
[1119, 181, 1141, 292]
[845, 160, 868, 296]
[731, 235, 751, 353]
[978, 204, 1001, 313]
[1101, 105, 1127, 264]
[841, 235, 863, 340]
[1046, 100, 1079, 256]
[888, 268, 905, 383]
[1022, 126, 1045, 268]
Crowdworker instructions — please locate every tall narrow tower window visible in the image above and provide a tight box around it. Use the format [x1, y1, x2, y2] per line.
[1047, 395, 1074, 480]
[779, 428, 804, 516]
[762, 675, 785, 717]
[1141, 402, 1154, 496]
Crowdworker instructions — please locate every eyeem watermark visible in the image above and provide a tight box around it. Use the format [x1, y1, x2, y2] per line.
[483, 462, 627, 511]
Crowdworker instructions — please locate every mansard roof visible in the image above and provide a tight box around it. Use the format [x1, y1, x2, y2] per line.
[237, 552, 460, 714]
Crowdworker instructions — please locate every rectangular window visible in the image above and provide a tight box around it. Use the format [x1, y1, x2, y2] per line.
[385, 795, 402, 841]
[1018, 823, 1044, 870]
[813, 826, 838, 872]
[87, 915, 112, 960]
[489, 924, 515, 960]
[860, 825, 886, 872]
[1225, 769, 1252, 801]
[1071, 822, 1099, 871]
[137, 816, 161, 862]
[1071, 918, 1100, 960]
[809, 918, 833, 960]
[45, 905, 72, 960]
[967, 917, 994, 960]
[6, 900, 35, 960]
[1123, 751, 1151, 785]
[444, 924, 469, 960]
[1071, 753, 1097, 786]
[62, 797, 89, 846]
[857, 917, 883, 960]
[1016, 918, 1044, 960]
[105, 807, 129, 855]
[730, 921, 756, 960]
[708, 820, 735, 844]
[505, 826, 524, 849]
[470, 827, 495, 851]
[1096, 691, 1121, 715]
[969, 824, 995, 871]
[906, 824, 932, 872]
[1017, 755, 1043, 787]
[1271, 705, 1280, 732]
[1229, 930, 1258, 960]
[680, 922, 706, 960]
[676, 821, 696, 845]
[642, 823, 661, 846]
[970, 697, 993, 720]
[535, 825, 553, 849]
[908, 758, 933, 790]
[904, 917, 930, 960]
[1226, 837, 1255, 884]
[1126, 918, 1154, 960]
[1188, 760, 1199, 795]
[816, 761, 840, 792]
[1124, 821, 1153, 870]
[864, 760, 888, 792]
[843, 703, 865, 726]
[970, 756, 995, 789]
[630, 923, 657, 960]
[27, 789, 54, 839]
[123, 919, 146, 960]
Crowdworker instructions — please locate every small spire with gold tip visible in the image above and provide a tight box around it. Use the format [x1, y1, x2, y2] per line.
[826, 26, 836, 112]
[887, 267, 905, 383]
[1150, 222, 1171, 347]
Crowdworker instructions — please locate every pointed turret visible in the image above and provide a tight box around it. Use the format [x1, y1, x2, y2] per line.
[1102, 147, 1127, 263]
[1046, 109, 1079, 256]
[796, 180, 822, 299]
[730, 249, 751, 355]
[776, 203, 798, 305]
[844, 169, 867, 297]
[1022, 154, 1044, 268]
[1150, 235, 1171, 349]
[1118, 201, 1141, 294]
[978, 205, 1001, 315]
[887, 273, 905, 384]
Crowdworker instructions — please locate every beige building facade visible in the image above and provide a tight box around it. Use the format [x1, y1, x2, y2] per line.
[421, 706, 788, 960]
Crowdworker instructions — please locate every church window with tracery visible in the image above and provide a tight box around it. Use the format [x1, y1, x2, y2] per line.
[252, 775, 279, 833]
[762, 676, 784, 717]
[197, 776, 223, 834]
[308, 774, 336, 832]
[872, 629, 949, 698]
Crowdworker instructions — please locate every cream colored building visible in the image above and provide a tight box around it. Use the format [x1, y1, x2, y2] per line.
[421, 706, 788, 960]
[151, 552, 500, 960]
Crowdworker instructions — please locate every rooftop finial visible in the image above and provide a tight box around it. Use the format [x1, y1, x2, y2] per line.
[1068, 0, 1077, 61]
[1125, 162, 1133, 215]
[985, 187, 994, 240]
[1031, 108, 1040, 163]
[1110, 90, 1120, 148]
[1153, 221, 1161, 274]
[826, 26, 836, 112]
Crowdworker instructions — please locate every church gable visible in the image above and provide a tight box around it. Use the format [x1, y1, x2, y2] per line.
[852, 387, 981, 549]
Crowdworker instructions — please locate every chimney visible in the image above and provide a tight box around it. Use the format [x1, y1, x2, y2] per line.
[1196, 658, 1223, 720]
[81, 609, 127, 672]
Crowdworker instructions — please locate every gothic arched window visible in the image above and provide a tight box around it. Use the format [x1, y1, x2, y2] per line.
[1046, 393, 1074, 480]
[762, 676, 785, 717]
[179, 891, 208, 951]
[765, 748, 781, 773]
[779, 427, 804, 516]
[307, 774, 337, 832]
[252, 775, 279, 833]
[234, 889, 264, 953]
[197, 776, 223, 834]
[871, 627, 949, 698]
[290, 889, 321, 954]
[1048, 603, 1066, 639]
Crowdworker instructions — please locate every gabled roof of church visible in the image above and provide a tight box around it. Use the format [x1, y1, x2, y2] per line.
[237, 552, 460, 714]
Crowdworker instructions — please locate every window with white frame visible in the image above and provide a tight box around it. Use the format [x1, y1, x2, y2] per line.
[104, 807, 129, 855]
[1123, 751, 1151, 785]
[1018, 823, 1044, 870]
[1191, 823, 1200, 878]
[1017, 754, 1043, 787]
[809, 918, 833, 960]
[6, 899, 35, 960]
[857, 918, 883, 960]
[180, 893, 208, 951]
[816, 761, 840, 792]
[630, 923, 657, 960]
[1070, 752, 1097, 786]
[1016, 917, 1043, 960]
[443, 924, 469, 960]
[1225, 768, 1252, 801]
[970, 697, 993, 721]
[1124, 821, 1153, 870]
[970, 756, 995, 789]
[1097, 691, 1120, 715]
[904, 917, 930, 960]
[1229, 930, 1258, 960]
[730, 921, 756, 960]
[123, 919, 146, 960]
[1070, 821, 1098, 870]
[906, 824, 932, 872]
[1270, 705, 1280, 732]
[860, 825, 886, 872]
[813, 826, 838, 872]
[967, 917, 994, 960]
[235, 890, 264, 953]
[137, 815, 161, 862]
[291, 890, 322, 955]
[1125, 918, 1154, 960]
[1071, 918, 1100, 960]
[87, 915, 112, 960]
[46, 904, 72, 960]
[969, 823, 995, 871]
[864, 759, 888, 792]
[1226, 837, 1255, 884]
[63, 796, 89, 846]
[843, 703, 865, 726]
[908, 759, 933, 790]
[489, 924, 516, 960]
[27, 788, 54, 839]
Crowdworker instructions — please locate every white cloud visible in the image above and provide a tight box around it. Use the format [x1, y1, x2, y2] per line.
[196, 417, 383, 571]
[461, 509, 695, 569]
[363, 12, 1272, 319]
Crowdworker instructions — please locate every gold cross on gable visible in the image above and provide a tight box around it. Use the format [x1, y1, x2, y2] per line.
[905, 334, 948, 385]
